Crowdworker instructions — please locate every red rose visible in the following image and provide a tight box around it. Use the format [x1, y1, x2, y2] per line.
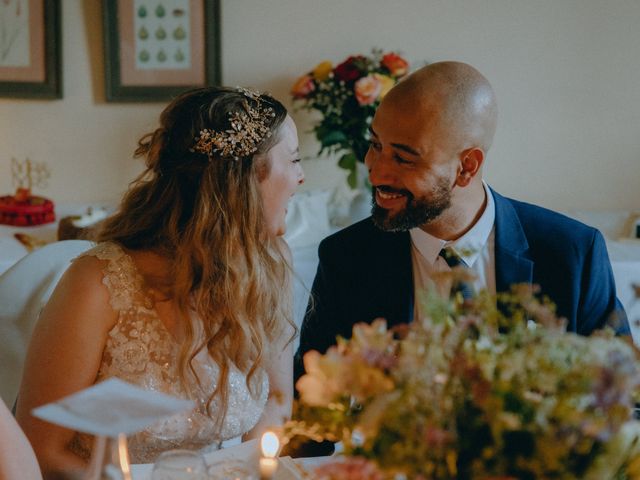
[334, 55, 366, 82]
[381, 52, 409, 77]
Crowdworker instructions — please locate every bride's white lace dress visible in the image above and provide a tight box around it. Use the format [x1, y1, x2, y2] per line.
[68, 242, 268, 463]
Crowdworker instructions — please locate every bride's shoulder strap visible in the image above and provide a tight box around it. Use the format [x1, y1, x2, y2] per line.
[76, 242, 141, 312]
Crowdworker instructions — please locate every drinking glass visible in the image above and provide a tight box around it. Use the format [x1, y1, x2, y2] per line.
[150, 449, 208, 480]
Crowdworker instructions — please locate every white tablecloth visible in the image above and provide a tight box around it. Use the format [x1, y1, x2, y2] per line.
[129, 439, 328, 479]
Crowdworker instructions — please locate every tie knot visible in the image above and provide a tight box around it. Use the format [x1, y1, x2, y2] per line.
[439, 247, 475, 300]
[439, 248, 466, 269]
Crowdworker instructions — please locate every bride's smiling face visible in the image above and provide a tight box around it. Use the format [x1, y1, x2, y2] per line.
[258, 116, 305, 236]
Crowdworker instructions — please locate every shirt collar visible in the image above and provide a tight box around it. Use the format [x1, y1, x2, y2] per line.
[410, 226, 447, 265]
[409, 182, 495, 267]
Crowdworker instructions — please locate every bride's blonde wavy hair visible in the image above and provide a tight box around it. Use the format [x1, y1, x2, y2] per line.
[97, 87, 294, 434]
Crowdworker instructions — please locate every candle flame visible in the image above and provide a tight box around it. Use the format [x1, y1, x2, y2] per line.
[260, 431, 279, 458]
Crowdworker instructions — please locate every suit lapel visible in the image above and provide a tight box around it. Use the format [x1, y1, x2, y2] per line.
[492, 190, 534, 292]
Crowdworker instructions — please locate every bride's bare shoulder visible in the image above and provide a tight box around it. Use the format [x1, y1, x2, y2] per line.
[48, 253, 114, 312]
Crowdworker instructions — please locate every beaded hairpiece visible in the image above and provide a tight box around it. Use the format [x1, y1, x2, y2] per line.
[191, 88, 276, 160]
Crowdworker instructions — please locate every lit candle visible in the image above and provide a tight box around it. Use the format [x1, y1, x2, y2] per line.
[259, 431, 279, 480]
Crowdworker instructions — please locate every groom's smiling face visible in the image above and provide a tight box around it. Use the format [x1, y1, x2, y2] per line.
[365, 96, 458, 232]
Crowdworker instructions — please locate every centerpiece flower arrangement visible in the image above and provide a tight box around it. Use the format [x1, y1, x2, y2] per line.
[290, 50, 409, 188]
[285, 283, 640, 479]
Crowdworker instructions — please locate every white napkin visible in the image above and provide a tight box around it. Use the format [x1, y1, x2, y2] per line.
[32, 378, 193, 437]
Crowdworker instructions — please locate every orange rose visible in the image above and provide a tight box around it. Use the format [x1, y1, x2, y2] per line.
[290, 74, 315, 99]
[373, 73, 396, 99]
[354, 74, 382, 106]
[312, 61, 333, 81]
[381, 52, 409, 77]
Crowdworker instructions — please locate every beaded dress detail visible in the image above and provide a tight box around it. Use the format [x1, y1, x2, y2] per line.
[68, 242, 268, 464]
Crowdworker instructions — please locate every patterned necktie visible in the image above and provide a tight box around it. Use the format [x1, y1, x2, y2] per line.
[439, 248, 475, 300]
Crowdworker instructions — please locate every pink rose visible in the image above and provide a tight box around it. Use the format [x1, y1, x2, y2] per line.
[354, 75, 382, 106]
[381, 52, 409, 77]
[291, 74, 315, 99]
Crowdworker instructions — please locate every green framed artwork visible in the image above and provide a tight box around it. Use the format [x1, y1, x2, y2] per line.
[0, 0, 62, 99]
[103, 0, 221, 102]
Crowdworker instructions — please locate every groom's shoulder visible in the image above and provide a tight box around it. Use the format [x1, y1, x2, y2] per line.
[497, 191, 598, 241]
[494, 192, 601, 248]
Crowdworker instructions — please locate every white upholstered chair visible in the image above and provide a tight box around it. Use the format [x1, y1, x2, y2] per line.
[0, 240, 93, 406]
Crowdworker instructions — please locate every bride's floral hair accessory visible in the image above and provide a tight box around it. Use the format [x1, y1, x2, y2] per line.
[191, 87, 276, 161]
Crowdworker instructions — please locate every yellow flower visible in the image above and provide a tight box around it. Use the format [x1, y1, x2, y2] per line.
[312, 61, 333, 81]
[373, 73, 396, 99]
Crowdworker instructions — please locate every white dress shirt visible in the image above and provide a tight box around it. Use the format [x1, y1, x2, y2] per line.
[410, 182, 496, 318]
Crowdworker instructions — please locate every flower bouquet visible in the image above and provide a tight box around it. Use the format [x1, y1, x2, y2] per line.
[286, 285, 640, 479]
[291, 50, 409, 188]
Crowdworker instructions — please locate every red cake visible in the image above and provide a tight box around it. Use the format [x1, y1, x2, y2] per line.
[0, 188, 56, 226]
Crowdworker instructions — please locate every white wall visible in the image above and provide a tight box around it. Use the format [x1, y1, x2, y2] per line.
[0, 0, 639, 211]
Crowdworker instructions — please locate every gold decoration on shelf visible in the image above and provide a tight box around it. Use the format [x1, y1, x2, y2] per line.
[11, 157, 51, 192]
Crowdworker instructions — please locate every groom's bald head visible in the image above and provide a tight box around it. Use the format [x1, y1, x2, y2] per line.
[385, 61, 498, 153]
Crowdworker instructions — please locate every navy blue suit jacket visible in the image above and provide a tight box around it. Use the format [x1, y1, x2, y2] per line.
[294, 190, 629, 381]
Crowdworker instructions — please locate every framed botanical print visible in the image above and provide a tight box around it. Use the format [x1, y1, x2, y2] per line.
[103, 0, 221, 102]
[0, 0, 62, 99]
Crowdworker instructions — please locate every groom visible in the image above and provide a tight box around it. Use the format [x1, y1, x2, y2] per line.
[294, 61, 628, 382]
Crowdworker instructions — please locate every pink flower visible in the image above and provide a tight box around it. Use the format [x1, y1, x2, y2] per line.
[296, 349, 348, 406]
[291, 74, 315, 99]
[314, 457, 384, 480]
[354, 75, 382, 106]
[424, 426, 453, 449]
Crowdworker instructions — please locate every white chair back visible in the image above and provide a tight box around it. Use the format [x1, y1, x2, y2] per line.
[0, 240, 93, 406]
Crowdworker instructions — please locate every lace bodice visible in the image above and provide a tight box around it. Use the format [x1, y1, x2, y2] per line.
[69, 242, 268, 464]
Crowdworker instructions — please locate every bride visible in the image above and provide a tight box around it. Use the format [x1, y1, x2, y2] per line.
[15, 86, 304, 477]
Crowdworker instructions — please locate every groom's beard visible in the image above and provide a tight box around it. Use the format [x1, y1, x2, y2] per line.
[371, 178, 452, 232]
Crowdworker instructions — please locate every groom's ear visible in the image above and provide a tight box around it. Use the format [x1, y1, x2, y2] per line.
[456, 147, 484, 187]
